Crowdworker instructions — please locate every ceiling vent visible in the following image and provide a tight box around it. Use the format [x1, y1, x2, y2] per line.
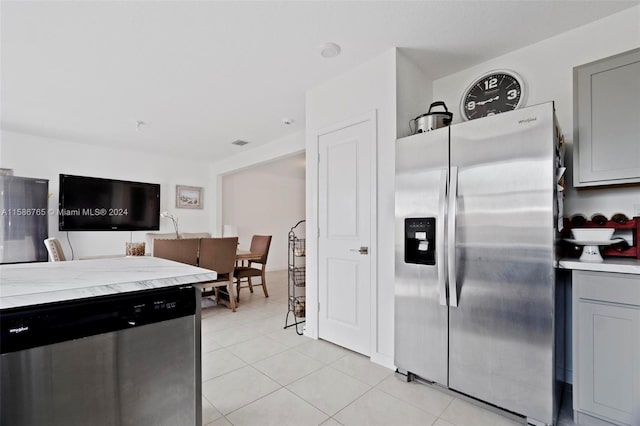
[231, 140, 249, 146]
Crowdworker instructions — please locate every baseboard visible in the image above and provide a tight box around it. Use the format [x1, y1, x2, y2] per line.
[303, 324, 317, 339]
[576, 411, 620, 426]
[370, 352, 395, 370]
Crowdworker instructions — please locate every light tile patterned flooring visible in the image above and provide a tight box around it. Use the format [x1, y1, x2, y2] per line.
[200, 270, 575, 426]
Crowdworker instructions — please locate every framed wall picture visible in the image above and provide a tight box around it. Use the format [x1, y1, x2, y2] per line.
[176, 185, 203, 209]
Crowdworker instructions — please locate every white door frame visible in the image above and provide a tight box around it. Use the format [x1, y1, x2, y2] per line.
[309, 110, 378, 357]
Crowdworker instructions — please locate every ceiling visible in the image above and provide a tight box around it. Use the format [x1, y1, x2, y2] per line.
[1, 1, 637, 161]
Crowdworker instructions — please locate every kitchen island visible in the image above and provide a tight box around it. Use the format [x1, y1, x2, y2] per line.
[0, 256, 216, 309]
[0, 257, 216, 426]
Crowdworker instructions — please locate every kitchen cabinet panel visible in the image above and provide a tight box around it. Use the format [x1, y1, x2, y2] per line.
[574, 48, 640, 187]
[577, 301, 638, 424]
[572, 270, 640, 426]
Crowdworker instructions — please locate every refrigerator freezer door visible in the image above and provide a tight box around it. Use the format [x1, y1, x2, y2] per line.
[395, 127, 449, 385]
[0, 176, 49, 264]
[448, 103, 557, 424]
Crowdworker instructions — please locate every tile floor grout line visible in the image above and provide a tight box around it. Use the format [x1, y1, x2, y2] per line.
[284, 377, 372, 420]
[262, 329, 310, 347]
[219, 361, 357, 421]
[440, 394, 456, 415]
[329, 355, 393, 387]
[206, 331, 265, 349]
[324, 362, 392, 389]
[290, 342, 352, 366]
[275, 350, 390, 418]
[278, 386, 334, 426]
[253, 355, 324, 387]
[329, 385, 379, 422]
[372, 379, 453, 419]
[220, 385, 334, 425]
[202, 364, 284, 417]
[328, 416, 345, 426]
[225, 338, 290, 364]
[202, 361, 248, 385]
[359, 382, 449, 423]
[202, 394, 225, 425]
[220, 385, 285, 419]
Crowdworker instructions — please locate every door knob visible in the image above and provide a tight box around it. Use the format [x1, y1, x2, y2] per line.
[350, 246, 369, 255]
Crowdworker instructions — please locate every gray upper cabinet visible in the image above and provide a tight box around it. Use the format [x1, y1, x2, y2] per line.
[574, 48, 640, 187]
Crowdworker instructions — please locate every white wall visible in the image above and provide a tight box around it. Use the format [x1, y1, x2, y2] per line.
[222, 154, 305, 271]
[209, 131, 305, 237]
[433, 6, 640, 218]
[396, 49, 434, 139]
[0, 130, 214, 259]
[305, 48, 433, 368]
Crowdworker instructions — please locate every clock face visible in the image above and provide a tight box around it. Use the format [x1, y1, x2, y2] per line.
[461, 71, 525, 120]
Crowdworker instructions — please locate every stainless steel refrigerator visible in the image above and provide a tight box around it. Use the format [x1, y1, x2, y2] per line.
[0, 175, 49, 264]
[395, 102, 562, 426]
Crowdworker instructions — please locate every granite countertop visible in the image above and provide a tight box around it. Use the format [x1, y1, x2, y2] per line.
[0, 257, 217, 310]
[558, 257, 640, 275]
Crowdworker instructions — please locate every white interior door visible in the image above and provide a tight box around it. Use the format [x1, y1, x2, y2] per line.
[318, 116, 374, 356]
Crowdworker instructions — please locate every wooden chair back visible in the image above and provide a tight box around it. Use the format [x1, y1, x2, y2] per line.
[249, 235, 272, 265]
[199, 237, 239, 279]
[153, 238, 199, 266]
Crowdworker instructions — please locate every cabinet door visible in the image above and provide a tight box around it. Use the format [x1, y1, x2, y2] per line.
[574, 48, 640, 186]
[577, 300, 640, 425]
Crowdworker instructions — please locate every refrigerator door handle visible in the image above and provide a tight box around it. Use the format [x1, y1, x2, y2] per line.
[437, 168, 448, 307]
[448, 166, 459, 308]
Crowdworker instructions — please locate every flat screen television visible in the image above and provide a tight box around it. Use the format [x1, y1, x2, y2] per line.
[59, 174, 160, 231]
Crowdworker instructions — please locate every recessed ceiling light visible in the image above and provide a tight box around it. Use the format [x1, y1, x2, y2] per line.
[231, 140, 249, 146]
[282, 118, 295, 125]
[319, 42, 341, 58]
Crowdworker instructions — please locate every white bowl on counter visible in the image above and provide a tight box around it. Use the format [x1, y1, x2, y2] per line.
[571, 228, 615, 243]
[567, 228, 622, 263]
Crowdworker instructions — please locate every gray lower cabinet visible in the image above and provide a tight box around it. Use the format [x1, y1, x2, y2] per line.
[573, 48, 640, 187]
[572, 270, 640, 426]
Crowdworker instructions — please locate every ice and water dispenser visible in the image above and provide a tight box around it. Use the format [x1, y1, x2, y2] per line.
[404, 218, 436, 265]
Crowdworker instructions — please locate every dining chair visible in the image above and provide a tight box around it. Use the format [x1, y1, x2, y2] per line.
[44, 238, 66, 262]
[198, 237, 239, 311]
[152, 238, 199, 266]
[234, 235, 272, 301]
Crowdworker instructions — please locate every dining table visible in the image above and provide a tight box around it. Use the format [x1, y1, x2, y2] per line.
[236, 250, 261, 266]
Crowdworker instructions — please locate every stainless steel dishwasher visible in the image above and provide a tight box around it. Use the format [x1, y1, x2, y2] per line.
[0, 286, 201, 426]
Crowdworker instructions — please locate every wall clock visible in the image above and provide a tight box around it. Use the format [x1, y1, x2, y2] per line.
[460, 70, 526, 121]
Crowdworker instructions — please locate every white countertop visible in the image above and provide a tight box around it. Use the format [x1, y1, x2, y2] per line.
[0, 257, 217, 310]
[558, 257, 640, 275]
